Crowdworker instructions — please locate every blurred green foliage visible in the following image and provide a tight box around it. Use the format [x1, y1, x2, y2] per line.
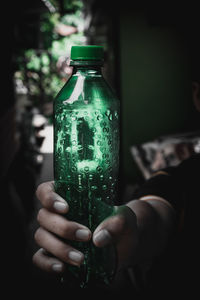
[15, 0, 84, 110]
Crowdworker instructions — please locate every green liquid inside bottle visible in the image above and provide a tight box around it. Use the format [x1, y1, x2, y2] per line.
[54, 46, 120, 288]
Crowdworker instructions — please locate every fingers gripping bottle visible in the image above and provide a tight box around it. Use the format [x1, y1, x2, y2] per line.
[54, 45, 120, 287]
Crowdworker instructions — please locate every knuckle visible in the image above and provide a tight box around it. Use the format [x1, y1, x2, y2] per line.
[37, 208, 45, 224]
[42, 193, 52, 205]
[35, 183, 44, 199]
[36, 182, 54, 207]
[34, 227, 43, 244]
[114, 214, 126, 232]
[50, 242, 67, 262]
[32, 251, 39, 265]
[60, 222, 70, 238]
[60, 244, 69, 256]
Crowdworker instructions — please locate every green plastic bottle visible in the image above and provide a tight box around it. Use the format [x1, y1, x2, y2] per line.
[54, 45, 120, 288]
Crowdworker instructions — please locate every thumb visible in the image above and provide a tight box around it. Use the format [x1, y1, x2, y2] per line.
[92, 206, 135, 247]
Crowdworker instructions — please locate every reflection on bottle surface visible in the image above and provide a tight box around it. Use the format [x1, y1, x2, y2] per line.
[54, 104, 119, 286]
[54, 46, 120, 287]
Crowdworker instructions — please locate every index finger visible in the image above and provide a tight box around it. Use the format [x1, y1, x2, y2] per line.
[36, 181, 69, 214]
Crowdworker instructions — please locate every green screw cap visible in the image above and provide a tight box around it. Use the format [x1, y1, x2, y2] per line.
[71, 45, 104, 60]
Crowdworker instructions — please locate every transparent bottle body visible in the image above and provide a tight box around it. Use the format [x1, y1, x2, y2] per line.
[54, 66, 120, 287]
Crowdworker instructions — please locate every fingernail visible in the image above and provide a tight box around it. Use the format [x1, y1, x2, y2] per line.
[53, 201, 68, 212]
[93, 229, 111, 247]
[75, 229, 91, 241]
[68, 251, 84, 265]
[52, 263, 64, 273]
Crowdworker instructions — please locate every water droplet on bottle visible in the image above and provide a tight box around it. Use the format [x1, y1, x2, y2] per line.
[100, 175, 104, 181]
[71, 115, 77, 121]
[105, 109, 111, 116]
[96, 166, 102, 173]
[91, 185, 97, 191]
[78, 185, 84, 192]
[114, 111, 119, 119]
[97, 114, 103, 121]
[84, 166, 89, 172]
[78, 145, 83, 151]
[109, 114, 113, 121]
[72, 166, 77, 172]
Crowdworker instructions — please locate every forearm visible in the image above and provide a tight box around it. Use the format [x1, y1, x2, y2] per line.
[126, 197, 176, 263]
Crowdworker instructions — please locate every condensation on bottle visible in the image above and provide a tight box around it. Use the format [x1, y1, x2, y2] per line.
[54, 45, 120, 288]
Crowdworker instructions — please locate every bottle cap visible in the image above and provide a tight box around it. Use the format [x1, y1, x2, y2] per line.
[71, 45, 104, 61]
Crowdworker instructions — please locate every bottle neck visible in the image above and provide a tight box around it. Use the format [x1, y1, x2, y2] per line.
[70, 59, 103, 74]
[72, 64, 103, 76]
[70, 59, 103, 67]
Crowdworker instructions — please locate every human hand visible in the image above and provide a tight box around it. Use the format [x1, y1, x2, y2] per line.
[33, 181, 92, 273]
[92, 205, 139, 270]
[33, 181, 139, 274]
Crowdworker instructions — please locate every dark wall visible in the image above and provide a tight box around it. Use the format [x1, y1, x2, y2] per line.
[119, 5, 200, 182]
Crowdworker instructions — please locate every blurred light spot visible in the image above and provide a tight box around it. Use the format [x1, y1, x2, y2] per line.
[40, 125, 53, 153]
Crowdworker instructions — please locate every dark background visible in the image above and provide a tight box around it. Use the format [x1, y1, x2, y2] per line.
[1, 0, 200, 298]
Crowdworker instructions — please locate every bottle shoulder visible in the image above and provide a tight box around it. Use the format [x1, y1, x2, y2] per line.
[54, 73, 119, 107]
